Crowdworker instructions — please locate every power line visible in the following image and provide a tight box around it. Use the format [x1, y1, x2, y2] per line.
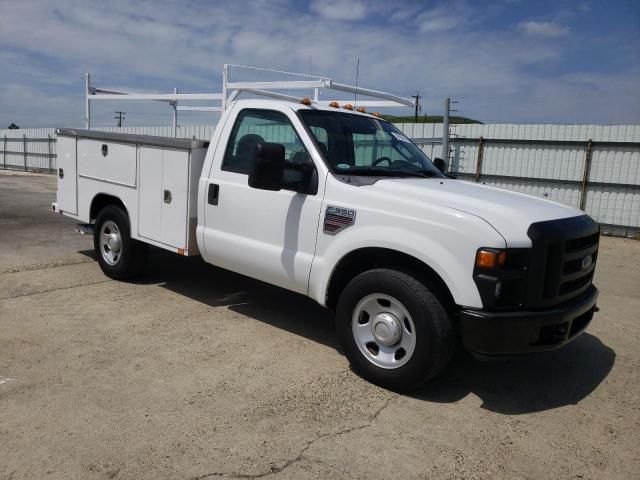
[114, 111, 126, 127]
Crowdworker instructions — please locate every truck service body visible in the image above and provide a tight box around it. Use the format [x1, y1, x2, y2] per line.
[53, 67, 599, 390]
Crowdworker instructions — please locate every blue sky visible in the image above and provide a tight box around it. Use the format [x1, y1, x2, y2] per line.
[0, 0, 639, 128]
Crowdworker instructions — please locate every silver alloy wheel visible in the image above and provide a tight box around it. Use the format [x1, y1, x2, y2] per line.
[99, 220, 122, 266]
[352, 293, 417, 369]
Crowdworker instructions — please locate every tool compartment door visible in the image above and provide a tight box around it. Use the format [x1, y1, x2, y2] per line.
[138, 147, 163, 242]
[77, 139, 137, 186]
[56, 136, 78, 215]
[160, 149, 189, 248]
[138, 146, 189, 250]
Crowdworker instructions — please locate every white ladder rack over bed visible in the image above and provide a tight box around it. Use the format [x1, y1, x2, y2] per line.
[83, 64, 415, 134]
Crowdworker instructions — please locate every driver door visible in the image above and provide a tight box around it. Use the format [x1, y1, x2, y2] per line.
[201, 105, 324, 294]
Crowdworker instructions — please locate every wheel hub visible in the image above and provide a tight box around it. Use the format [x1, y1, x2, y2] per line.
[352, 293, 416, 370]
[99, 220, 122, 266]
[107, 233, 121, 253]
[371, 312, 402, 346]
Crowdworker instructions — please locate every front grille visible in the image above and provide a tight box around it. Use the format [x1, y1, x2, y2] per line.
[565, 232, 599, 253]
[527, 215, 600, 308]
[559, 271, 594, 296]
[542, 234, 598, 300]
[556, 234, 597, 298]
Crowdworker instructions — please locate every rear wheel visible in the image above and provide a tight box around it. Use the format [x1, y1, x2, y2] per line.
[336, 268, 454, 391]
[94, 205, 147, 280]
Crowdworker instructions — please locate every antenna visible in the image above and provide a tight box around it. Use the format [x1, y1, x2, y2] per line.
[354, 57, 360, 108]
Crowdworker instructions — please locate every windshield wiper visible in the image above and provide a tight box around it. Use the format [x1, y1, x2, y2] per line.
[409, 169, 441, 178]
[341, 167, 440, 178]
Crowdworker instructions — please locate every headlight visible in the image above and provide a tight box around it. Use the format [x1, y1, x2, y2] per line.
[473, 248, 529, 309]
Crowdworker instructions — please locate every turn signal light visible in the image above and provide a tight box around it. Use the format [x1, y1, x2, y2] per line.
[300, 97, 312, 106]
[343, 103, 354, 111]
[329, 101, 340, 108]
[476, 250, 507, 269]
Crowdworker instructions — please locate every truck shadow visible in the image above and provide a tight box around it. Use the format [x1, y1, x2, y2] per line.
[86, 248, 615, 415]
[140, 249, 338, 351]
[413, 333, 615, 414]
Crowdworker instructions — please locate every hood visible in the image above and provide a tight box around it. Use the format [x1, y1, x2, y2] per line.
[372, 178, 584, 247]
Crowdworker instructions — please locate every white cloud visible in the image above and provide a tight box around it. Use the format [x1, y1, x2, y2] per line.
[389, 5, 421, 23]
[417, 7, 464, 33]
[0, 0, 637, 127]
[500, 71, 640, 124]
[579, 2, 591, 13]
[518, 20, 570, 37]
[309, 0, 366, 21]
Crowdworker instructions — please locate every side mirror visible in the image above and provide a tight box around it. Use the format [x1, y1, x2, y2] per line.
[249, 142, 285, 191]
[433, 157, 447, 173]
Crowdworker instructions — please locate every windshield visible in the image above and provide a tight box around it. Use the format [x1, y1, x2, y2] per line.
[299, 110, 443, 178]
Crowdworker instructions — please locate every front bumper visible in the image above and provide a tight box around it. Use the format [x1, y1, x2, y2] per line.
[459, 285, 598, 355]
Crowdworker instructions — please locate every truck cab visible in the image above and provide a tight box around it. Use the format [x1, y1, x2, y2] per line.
[53, 67, 599, 391]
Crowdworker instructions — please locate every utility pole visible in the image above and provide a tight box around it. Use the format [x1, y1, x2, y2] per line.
[441, 98, 459, 168]
[114, 111, 126, 127]
[442, 98, 450, 165]
[84, 73, 91, 130]
[411, 91, 421, 122]
[171, 87, 178, 138]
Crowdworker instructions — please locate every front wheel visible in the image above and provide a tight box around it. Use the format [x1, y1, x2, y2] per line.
[94, 205, 147, 280]
[336, 269, 455, 392]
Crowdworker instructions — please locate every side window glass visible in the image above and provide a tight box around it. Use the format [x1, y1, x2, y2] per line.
[222, 109, 314, 188]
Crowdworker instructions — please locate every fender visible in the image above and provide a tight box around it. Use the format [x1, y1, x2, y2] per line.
[309, 216, 506, 309]
[89, 192, 130, 220]
[79, 181, 139, 235]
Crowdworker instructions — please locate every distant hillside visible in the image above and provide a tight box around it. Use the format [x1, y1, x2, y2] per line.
[382, 115, 482, 124]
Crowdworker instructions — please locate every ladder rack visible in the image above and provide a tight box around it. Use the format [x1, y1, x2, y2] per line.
[84, 64, 416, 134]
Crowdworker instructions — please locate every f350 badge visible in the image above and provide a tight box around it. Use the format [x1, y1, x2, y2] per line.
[323, 206, 356, 235]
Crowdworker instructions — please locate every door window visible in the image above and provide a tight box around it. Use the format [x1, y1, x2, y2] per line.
[222, 109, 315, 193]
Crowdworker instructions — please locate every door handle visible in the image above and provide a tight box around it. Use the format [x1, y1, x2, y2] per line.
[208, 183, 219, 205]
[164, 189, 172, 204]
[58, 168, 64, 179]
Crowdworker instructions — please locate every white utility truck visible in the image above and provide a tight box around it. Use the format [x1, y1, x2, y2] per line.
[53, 66, 599, 391]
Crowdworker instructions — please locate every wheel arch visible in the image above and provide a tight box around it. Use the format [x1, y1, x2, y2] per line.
[325, 247, 457, 313]
[90, 193, 129, 223]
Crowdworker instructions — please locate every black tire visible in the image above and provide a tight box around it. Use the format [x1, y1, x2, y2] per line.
[336, 268, 454, 392]
[94, 205, 147, 280]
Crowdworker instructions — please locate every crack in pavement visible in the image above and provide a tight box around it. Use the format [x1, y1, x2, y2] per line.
[0, 279, 112, 301]
[195, 393, 398, 480]
[1, 258, 94, 275]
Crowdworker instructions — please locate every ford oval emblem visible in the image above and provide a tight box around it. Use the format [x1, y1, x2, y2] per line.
[581, 254, 593, 270]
